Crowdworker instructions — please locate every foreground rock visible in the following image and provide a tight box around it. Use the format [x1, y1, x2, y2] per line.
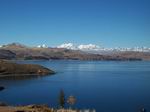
[0, 60, 55, 77]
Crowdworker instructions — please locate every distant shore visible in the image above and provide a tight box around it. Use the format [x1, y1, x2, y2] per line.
[0, 43, 149, 61]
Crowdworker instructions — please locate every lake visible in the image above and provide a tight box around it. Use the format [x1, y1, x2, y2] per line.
[0, 60, 150, 112]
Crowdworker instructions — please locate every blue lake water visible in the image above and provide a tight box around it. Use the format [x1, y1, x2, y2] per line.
[0, 60, 150, 112]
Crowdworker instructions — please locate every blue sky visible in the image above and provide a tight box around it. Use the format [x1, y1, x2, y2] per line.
[0, 0, 150, 48]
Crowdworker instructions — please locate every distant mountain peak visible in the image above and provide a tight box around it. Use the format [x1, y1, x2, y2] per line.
[3, 42, 27, 48]
[57, 43, 150, 53]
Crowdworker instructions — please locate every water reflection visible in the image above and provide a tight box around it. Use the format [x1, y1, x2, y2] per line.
[0, 75, 46, 81]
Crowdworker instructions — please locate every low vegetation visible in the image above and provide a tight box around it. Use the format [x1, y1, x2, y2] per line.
[0, 90, 95, 112]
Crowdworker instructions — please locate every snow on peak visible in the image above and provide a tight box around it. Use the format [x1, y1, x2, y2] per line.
[78, 44, 100, 51]
[57, 43, 100, 51]
[57, 43, 76, 50]
[56, 43, 150, 52]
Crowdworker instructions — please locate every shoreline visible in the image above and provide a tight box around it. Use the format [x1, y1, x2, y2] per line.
[0, 73, 52, 78]
[0, 104, 96, 112]
[2, 58, 144, 61]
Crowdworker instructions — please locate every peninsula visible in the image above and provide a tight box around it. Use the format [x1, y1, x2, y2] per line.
[0, 60, 55, 77]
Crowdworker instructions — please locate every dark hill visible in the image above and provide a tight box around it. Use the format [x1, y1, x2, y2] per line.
[0, 49, 16, 59]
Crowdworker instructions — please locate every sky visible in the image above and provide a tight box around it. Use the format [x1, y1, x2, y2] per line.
[0, 0, 150, 48]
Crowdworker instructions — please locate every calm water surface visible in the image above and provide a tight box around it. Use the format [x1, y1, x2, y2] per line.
[0, 60, 150, 112]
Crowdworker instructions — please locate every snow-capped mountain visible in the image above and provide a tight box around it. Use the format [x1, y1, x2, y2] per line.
[0, 42, 150, 60]
[57, 43, 76, 50]
[1, 42, 150, 53]
[57, 43, 150, 53]
[57, 43, 100, 51]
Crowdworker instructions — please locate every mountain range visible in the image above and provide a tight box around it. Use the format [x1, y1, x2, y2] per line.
[57, 43, 150, 53]
[0, 43, 150, 61]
